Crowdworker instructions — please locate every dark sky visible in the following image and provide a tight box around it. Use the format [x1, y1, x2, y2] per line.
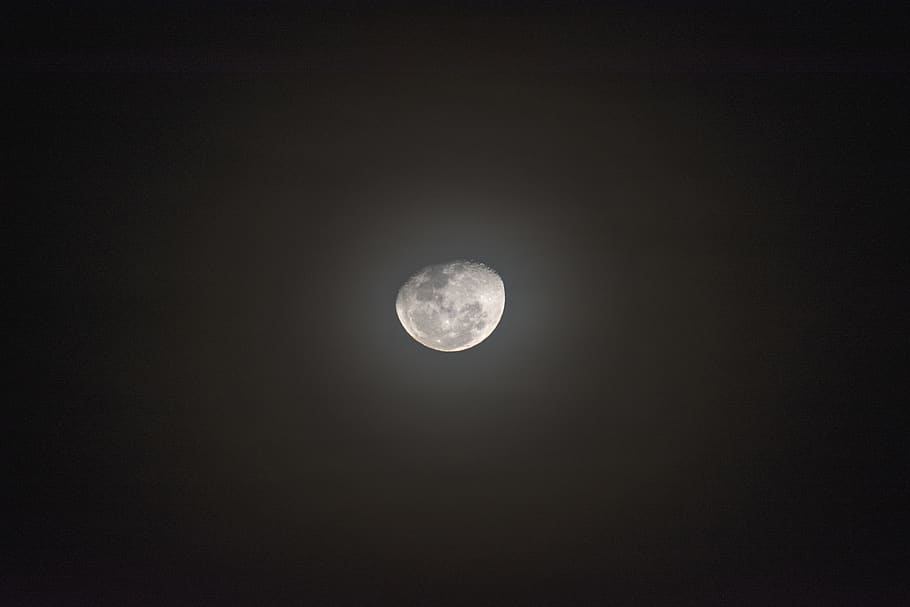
[6, 3, 909, 605]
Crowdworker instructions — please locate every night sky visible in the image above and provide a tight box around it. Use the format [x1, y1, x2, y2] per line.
[6, 3, 909, 604]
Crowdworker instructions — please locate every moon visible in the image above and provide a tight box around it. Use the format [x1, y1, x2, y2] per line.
[396, 260, 505, 352]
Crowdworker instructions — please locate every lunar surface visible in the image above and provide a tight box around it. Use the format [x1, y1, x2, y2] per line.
[396, 260, 505, 352]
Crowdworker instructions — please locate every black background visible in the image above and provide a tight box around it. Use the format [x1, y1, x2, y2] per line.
[5, 3, 909, 604]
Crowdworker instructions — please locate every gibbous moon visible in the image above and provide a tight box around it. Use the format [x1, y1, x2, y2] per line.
[396, 260, 505, 352]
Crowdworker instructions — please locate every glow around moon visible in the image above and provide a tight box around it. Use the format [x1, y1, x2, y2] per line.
[396, 260, 505, 352]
